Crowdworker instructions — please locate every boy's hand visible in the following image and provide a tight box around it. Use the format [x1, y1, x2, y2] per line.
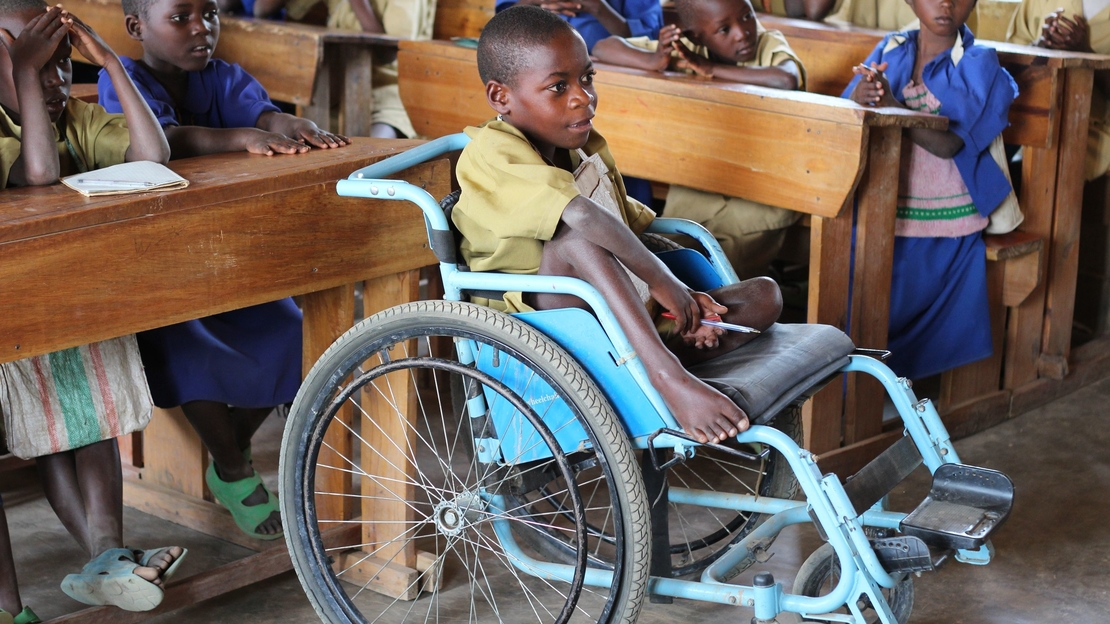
[672, 41, 714, 78]
[283, 117, 350, 149]
[650, 24, 681, 72]
[651, 280, 702, 336]
[850, 62, 898, 107]
[682, 292, 727, 349]
[0, 7, 68, 73]
[1041, 12, 1092, 52]
[64, 12, 117, 67]
[244, 129, 311, 155]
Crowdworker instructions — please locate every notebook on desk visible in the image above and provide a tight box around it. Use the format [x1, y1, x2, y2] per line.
[62, 161, 189, 197]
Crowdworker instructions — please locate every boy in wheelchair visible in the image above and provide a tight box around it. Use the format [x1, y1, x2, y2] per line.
[453, 4, 784, 445]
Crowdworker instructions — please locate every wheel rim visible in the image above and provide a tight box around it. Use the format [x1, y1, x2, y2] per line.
[289, 330, 633, 623]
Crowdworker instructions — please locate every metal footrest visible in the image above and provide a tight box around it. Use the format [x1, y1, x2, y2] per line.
[900, 464, 1014, 550]
[870, 536, 934, 574]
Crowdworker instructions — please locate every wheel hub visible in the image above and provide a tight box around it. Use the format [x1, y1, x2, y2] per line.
[433, 492, 484, 537]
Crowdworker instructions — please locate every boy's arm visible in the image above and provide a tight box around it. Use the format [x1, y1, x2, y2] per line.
[66, 14, 169, 164]
[256, 111, 348, 149]
[674, 43, 800, 90]
[559, 195, 704, 332]
[543, 0, 630, 37]
[592, 26, 681, 73]
[782, 0, 838, 21]
[347, 0, 385, 33]
[162, 125, 310, 158]
[0, 10, 67, 186]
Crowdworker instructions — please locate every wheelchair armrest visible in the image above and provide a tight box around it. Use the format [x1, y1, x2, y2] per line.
[345, 133, 470, 181]
[646, 218, 739, 286]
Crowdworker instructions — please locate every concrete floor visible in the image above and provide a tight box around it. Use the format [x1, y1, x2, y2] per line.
[4, 376, 1110, 623]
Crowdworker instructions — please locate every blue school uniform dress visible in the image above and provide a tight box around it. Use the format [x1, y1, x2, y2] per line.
[494, 0, 662, 51]
[97, 58, 302, 408]
[842, 27, 1018, 379]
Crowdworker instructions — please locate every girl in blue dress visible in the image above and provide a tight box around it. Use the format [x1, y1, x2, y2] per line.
[98, 0, 348, 539]
[843, 0, 1019, 379]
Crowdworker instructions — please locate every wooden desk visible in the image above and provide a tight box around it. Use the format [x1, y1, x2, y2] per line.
[69, 0, 399, 136]
[0, 140, 447, 621]
[753, 16, 1110, 466]
[398, 39, 946, 454]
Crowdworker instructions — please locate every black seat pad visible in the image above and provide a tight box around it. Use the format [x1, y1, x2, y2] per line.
[688, 323, 855, 424]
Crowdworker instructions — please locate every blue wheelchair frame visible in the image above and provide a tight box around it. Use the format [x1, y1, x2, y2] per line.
[335, 135, 997, 624]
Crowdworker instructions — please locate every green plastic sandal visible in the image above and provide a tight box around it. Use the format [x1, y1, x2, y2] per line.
[13, 607, 41, 624]
[205, 464, 283, 540]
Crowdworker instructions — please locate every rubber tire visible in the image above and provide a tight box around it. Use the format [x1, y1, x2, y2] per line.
[793, 542, 914, 624]
[280, 300, 651, 624]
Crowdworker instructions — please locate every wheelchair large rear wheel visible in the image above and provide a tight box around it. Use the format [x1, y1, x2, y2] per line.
[280, 301, 650, 624]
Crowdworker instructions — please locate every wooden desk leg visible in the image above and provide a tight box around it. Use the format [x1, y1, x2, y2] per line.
[140, 407, 207, 500]
[339, 43, 375, 137]
[303, 57, 338, 133]
[805, 211, 852, 454]
[844, 126, 901, 446]
[303, 284, 357, 524]
[1007, 145, 1061, 388]
[1041, 67, 1095, 377]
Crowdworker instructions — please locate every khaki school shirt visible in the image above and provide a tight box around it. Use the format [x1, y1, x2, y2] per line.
[453, 119, 656, 278]
[0, 98, 130, 188]
[625, 26, 807, 91]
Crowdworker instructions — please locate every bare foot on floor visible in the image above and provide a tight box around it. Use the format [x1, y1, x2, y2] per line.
[131, 546, 185, 587]
[656, 368, 749, 443]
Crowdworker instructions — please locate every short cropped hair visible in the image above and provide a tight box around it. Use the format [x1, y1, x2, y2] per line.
[477, 5, 576, 86]
[675, 0, 739, 28]
[0, 0, 47, 18]
[121, 0, 154, 18]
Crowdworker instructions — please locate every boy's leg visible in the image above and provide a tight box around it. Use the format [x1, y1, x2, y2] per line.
[36, 450, 91, 549]
[529, 227, 746, 443]
[180, 401, 280, 535]
[669, 277, 783, 367]
[0, 502, 23, 615]
[229, 407, 273, 454]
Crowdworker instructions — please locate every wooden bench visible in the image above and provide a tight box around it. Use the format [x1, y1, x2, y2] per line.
[69, 0, 399, 135]
[397, 39, 947, 454]
[0, 141, 447, 621]
[750, 15, 1110, 471]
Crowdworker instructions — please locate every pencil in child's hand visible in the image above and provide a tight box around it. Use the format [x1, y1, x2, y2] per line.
[661, 312, 761, 334]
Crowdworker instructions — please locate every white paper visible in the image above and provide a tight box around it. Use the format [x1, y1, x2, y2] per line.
[62, 161, 189, 197]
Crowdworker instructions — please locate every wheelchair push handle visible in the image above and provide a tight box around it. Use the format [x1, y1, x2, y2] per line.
[345, 133, 471, 181]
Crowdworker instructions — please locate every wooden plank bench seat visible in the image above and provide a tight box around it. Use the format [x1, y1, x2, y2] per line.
[69, 0, 399, 135]
[397, 38, 947, 453]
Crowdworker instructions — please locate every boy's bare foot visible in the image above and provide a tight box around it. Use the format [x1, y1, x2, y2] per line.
[129, 546, 184, 587]
[655, 368, 749, 443]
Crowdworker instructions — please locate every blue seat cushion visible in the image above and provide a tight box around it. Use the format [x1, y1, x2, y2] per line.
[688, 323, 855, 424]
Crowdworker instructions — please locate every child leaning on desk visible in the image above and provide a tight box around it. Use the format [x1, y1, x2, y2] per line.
[0, 1, 184, 617]
[96, 0, 347, 541]
[592, 0, 807, 280]
[454, 6, 787, 444]
[843, 0, 1019, 379]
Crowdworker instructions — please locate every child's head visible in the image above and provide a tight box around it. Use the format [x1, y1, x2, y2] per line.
[904, 0, 976, 38]
[123, 0, 220, 73]
[0, 0, 72, 123]
[675, 0, 759, 64]
[477, 5, 597, 154]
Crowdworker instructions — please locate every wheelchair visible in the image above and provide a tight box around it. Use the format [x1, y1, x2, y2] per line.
[278, 135, 1015, 624]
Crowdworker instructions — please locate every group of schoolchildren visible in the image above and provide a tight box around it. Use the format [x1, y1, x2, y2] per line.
[0, 0, 1100, 616]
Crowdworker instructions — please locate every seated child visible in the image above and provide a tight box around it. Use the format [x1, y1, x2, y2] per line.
[252, 0, 433, 139]
[0, 2, 183, 613]
[844, 0, 1018, 378]
[495, 0, 663, 52]
[97, 0, 346, 540]
[454, 5, 786, 444]
[1007, 0, 1110, 181]
[592, 0, 806, 279]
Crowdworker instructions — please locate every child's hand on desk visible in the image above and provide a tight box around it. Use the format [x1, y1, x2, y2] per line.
[672, 42, 714, 78]
[1040, 12, 1092, 52]
[283, 117, 350, 149]
[64, 12, 118, 67]
[243, 129, 311, 155]
[850, 62, 898, 107]
[683, 292, 728, 350]
[0, 6, 68, 73]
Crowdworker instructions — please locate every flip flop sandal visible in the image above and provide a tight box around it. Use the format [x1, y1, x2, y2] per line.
[60, 548, 164, 612]
[133, 547, 189, 584]
[13, 607, 41, 624]
[205, 463, 283, 540]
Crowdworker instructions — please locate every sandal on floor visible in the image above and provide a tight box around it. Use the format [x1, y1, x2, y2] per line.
[60, 548, 164, 612]
[205, 464, 283, 540]
[13, 607, 41, 624]
[133, 546, 189, 583]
